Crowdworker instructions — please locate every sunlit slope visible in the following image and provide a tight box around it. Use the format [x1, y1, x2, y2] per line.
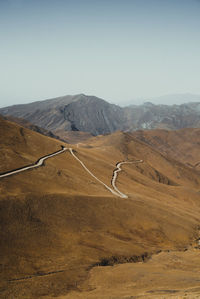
[1, 117, 200, 197]
[1, 120, 200, 298]
[86, 131, 200, 189]
[132, 128, 200, 169]
[0, 116, 63, 172]
[62, 248, 200, 299]
[0, 117, 109, 197]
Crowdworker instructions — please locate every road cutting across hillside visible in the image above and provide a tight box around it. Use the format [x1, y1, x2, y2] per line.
[112, 161, 143, 198]
[69, 148, 121, 197]
[0, 146, 143, 198]
[0, 146, 67, 178]
[69, 148, 143, 198]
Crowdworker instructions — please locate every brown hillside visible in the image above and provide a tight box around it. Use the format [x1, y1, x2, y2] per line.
[1, 119, 200, 298]
[1, 114, 62, 141]
[53, 129, 93, 144]
[132, 128, 200, 170]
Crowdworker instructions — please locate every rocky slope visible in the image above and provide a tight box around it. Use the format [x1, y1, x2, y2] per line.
[0, 94, 127, 135]
[125, 101, 200, 130]
[1, 94, 200, 136]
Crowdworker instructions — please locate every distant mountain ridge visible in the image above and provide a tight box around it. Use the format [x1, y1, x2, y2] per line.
[1, 94, 200, 136]
[124, 101, 200, 130]
[121, 93, 200, 106]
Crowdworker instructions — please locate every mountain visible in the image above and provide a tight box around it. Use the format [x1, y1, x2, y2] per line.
[149, 93, 200, 105]
[1, 94, 200, 137]
[1, 117, 200, 298]
[125, 101, 200, 130]
[0, 94, 127, 136]
[121, 93, 200, 106]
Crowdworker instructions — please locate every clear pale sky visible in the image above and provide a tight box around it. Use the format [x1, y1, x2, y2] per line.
[1, 0, 200, 107]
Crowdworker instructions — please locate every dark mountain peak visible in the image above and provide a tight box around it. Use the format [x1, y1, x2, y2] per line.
[0, 94, 126, 135]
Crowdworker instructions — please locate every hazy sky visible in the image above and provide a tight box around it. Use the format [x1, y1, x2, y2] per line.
[1, 0, 200, 107]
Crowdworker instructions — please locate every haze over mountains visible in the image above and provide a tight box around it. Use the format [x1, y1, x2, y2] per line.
[122, 93, 200, 106]
[1, 94, 200, 140]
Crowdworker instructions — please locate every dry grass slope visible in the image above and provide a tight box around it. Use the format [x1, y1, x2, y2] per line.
[1, 118, 200, 298]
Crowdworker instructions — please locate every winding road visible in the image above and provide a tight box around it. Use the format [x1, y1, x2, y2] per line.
[0, 146, 67, 178]
[0, 146, 143, 198]
[69, 148, 120, 197]
[111, 160, 143, 198]
[69, 148, 143, 198]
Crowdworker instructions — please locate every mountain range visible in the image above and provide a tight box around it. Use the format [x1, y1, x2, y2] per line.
[123, 93, 200, 106]
[1, 94, 200, 140]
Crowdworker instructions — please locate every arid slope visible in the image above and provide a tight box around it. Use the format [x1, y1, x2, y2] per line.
[1, 118, 200, 298]
[132, 128, 200, 170]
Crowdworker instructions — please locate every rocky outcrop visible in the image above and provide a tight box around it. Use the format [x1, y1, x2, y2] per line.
[63, 96, 127, 135]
